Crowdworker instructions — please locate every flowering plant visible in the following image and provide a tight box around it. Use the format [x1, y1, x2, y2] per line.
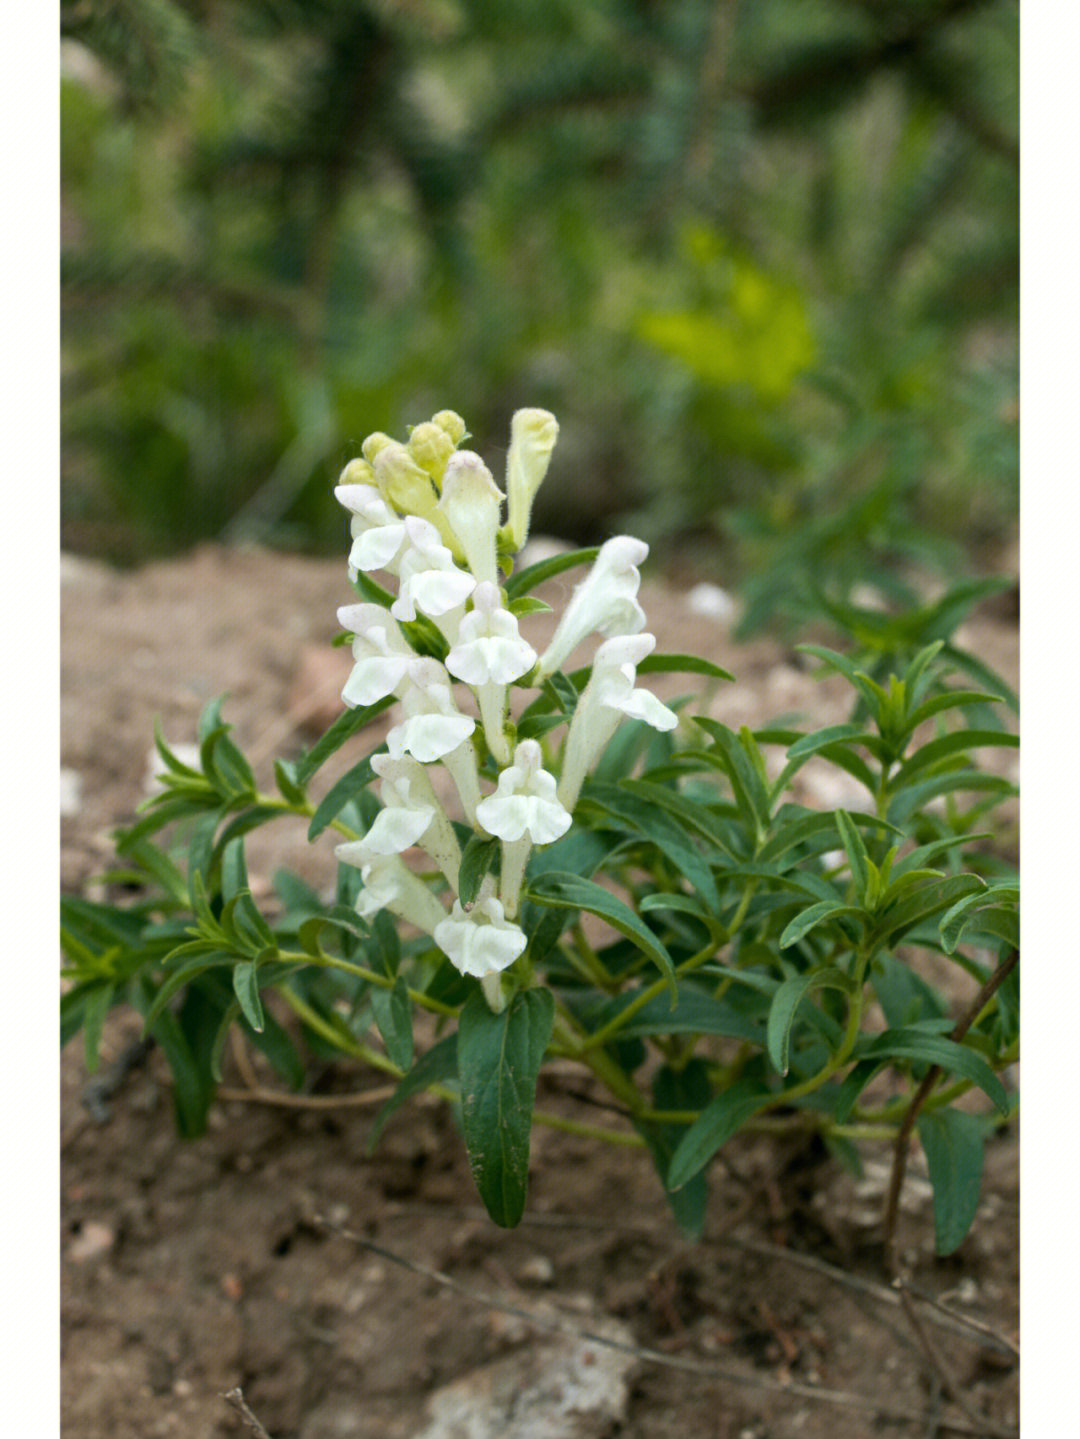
[62, 408, 1018, 1252]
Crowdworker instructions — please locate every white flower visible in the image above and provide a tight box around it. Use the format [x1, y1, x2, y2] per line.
[358, 753, 461, 888]
[335, 844, 448, 936]
[391, 517, 476, 625]
[475, 739, 571, 846]
[537, 535, 649, 677]
[445, 583, 536, 687]
[386, 657, 476, 762]
[558, 632, 679, 811]
[445, 582, 537, 765]
[433, 889, 527, 980]
[438, 450, 504, 587]
[505, 408, 559, 552]
[337, 603, 415, 707]
[335, 483, 409, 576]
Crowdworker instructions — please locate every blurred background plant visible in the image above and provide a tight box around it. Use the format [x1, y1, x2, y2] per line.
[61, 0, 1017, 634]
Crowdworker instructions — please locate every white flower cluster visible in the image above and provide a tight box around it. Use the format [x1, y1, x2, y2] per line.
[332, 409, 678, 1011]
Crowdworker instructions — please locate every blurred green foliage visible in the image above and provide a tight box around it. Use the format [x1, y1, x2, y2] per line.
[61, 0, 1017, 629]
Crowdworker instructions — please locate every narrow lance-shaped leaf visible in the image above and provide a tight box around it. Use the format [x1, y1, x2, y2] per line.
[767, 967, 852, 1076]
[457, 988, 556, 1228]
[917, 1109, 985, 1255]
[367, 1034, 459, 1154]
[526, 872, 677, 997]
[232, 959, 266, 1033]
[370, 975, 414, 1072]
[668, 1078, 774, 1190]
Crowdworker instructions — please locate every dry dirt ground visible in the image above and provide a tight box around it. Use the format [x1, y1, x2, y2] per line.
[61, 544, 1019, 1439]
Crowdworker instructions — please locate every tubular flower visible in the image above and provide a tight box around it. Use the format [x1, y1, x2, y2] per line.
[335, 844, 448, 936]
[335, 482, 409, 578]
[536, 535, 648, 677]
[475, 739, 571, 846]
[391, 517, 476, 632]
[386, 658, 477, 763]
[360, 753, 462, 889]
[433, 884, 527, 989]
[438, 451, 504, 588]
[445, 583, 537, 687]
[337, 603, 415, 707]
[446, 581, 537, 764]
[476, 738, 572, 918]
[505, 408, 559, 552]
[558, 632, 679, 812]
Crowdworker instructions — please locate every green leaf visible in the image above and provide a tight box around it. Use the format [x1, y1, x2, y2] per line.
[917, 1110, 985, 1255]
[458, 834, 500, 908]
[872, 874, 986, 947]
[143, 949, 236, 1024]
[767, 967, 852, 1075]
[580, 782, 720, 910]
[636, 653, 734, 682]
[274, 757, 308, 807]
[901, 689, 1008, 738]
[784, 723, 876, 760]
[307, 754, 379, 840]
[367, 1033, 459, 1152]
[526, 872, 677, 996]
[668, 1078, 773, 1190]
[572, 981, 768, 1045]
[507, 594, 553, 617]
[779, 899, 864, 949]
[294, 697, 395, 786]
[939, 885, 1019, 953]
[835, 809, 873, 906]
[796, 645, 885, 714]
[638, 1060, 713, 1237]
[895, 729, 1018, 786]
[619, 778, 736, 855]
[113, 835, 190, 906]
[221, 837, 249, 904]
[82, 983, 115, 1074]
[504, 546, 599, 599]
[232, 960, 265, 1032]
[757, 808, 903, 865]
[457, 988, 555, 1228]
[859, 1030, 1008, 1113]
[693, 718, 771, 839]
[143, 999, 214, 1138]
[370, 976, 413, 1072]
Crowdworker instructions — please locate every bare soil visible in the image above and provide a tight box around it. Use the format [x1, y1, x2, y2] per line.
[61, 544, 1019, 1439]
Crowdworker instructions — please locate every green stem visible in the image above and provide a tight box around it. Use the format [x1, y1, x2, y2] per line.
[275, 948, 458, 1018]
[278, 984, 395, 1071]
[254, 790, 362, 842]
[577, 939, 718, 1055]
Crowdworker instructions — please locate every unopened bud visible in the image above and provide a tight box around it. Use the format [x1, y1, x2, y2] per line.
[432, 410, 467, 445]
[408, 421, 456, 486]
[339, 457, 376, 488]
[374, 442, 440, 521]
[505, 409, 559, 552]
[361, 431, 395, 465]
[439, 451, 503, 586]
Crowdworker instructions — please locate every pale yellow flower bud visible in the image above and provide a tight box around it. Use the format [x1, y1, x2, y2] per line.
[361, 431, 395, 465]
[408, 421, 456, 487]
[338, 456, 376, 487]
[373, 441, 440, 521]
[432, 410, 467, 445]
[505, 408, 559, 552]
